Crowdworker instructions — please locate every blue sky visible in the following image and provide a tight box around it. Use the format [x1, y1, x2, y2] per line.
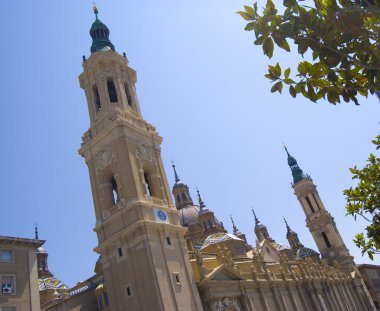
[0, 1, 379, 286]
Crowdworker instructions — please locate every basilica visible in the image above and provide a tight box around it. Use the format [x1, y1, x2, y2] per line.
[2, 7, 377, 311]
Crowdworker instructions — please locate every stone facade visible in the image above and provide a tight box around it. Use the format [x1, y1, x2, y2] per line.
[0, 236, 43, 311]
[358, 264, 380, 310]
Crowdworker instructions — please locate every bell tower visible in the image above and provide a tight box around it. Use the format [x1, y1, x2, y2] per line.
[284, 146, 354, 269]
[78, 7, 203, 311]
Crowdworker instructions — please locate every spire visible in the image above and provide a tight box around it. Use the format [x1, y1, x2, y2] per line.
[35, 223, 39, 240]
[196, 188, 205, 208]
[230, 215, 241, 235]
[89, 5, 115, 53]
[284, 217, 292, 236]
[93, 3, 99, 19]
[251, 208, 259, 226]
[283, 144, 307, 184]
[171, 161, 180, 183]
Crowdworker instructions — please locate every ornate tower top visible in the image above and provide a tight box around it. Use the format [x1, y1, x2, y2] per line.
[230, 215, 242, 236]
[90, 6, 115, 53]
[284, 145, 307, 184]
[171, 162, 194, 209]
[251, 209, 272, 242]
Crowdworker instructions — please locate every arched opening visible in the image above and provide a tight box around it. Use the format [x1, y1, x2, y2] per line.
[322, 232, 331, 248]
[107, 80, 118, 103]
[92, 85, 101, 111]
[305, 196, 315, 213]
[144, 172, 153, 196]
[124, 82, 133, 107]
[176, 194, 181, 203]
[111, 176, 119, 204]
[181, 193, 187, 201]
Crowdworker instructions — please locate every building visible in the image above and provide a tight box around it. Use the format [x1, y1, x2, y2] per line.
[0, 236, 44, 311]
[358, 264, 380, 310]
[5, 6, 374, 311]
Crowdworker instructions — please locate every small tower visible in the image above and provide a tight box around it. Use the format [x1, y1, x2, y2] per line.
[284, 146, 354, 268]
[252, 209, 273, 242]
[78, 7, 203, 311]
[197, 189, 225, 239]
[284, 218, 303, 251]
[171, 162, 194, 209]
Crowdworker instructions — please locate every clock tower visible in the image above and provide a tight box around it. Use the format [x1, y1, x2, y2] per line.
[78, 7, 203, 311]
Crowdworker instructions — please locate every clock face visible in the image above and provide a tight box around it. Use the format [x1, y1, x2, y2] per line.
[157, 210, 167, 221]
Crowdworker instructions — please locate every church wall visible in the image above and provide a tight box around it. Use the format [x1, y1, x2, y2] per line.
[45, 290, 98, 311]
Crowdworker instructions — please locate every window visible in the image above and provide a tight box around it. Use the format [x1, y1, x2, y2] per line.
[305, 196, 315, 213]
[107, 80, 118, 103]
[0, 250, 13, 262]
[312, 193, 321, 210]
[118, 247, 123, 257]
[181, 193, 187, 201]
[166, 237, 172, 245]
[2, 307, 16, 311]
[124, 83, 133, 107]
[1, 275, 15, 295]
[176, 194, 181, 203]
[322, 232, 331, 248]
[111, 177, 119, 204]
[126, 286, 132, 296]
[144, 172, 153, 196]
[173, 273, 181, 284]
[92, 85, 101, 111]
[207, 219, 213, 229]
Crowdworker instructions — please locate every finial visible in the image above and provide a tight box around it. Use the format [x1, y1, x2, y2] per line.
[123, 52, 127, 58]
[283, 142, 290, 157]
[230, 215, 239, 235]
[284, 217, 290, 233]
[82, 55, 86, 62]
[171, 161, 180, 183]
[35, 223, 39, 240]
[251, 208, 259, 224]
[196, 187, 205, 207]
[93, 3, 99, 19]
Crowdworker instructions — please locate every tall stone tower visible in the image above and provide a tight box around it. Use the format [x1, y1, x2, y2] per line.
[284, 146, 354, 269]
[78, 7, 203, 311]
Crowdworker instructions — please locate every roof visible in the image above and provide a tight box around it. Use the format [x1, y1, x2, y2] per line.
[295, 247, 319, 260]
[0, 236, 44, 248]
[38, 277, 68, 291]
[200, 233, 243, 250]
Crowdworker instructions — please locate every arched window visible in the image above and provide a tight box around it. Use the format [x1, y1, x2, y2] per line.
[305, 196, 315, 213]
[322, 232, 331, 248]
[124, 83, 133, 107]
[144, 172, 153, 196]
[181, 193, 187, 201]
[207, 219, 213, 229]
[92, 85, 101, 111]
[107, 80, 118, 103]
[111, 177, 119, 204]
[176, 194, 181, 203]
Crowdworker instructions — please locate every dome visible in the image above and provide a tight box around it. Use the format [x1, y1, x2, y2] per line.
[286, 228, 297, 238]
[295, 247, 319, 260]
[90, 19, 109, 32]
[36, 247, 46, 254]
[179, 205, 199, 227]
[198, 206, 211, 216]
[38, 277, 67, 291]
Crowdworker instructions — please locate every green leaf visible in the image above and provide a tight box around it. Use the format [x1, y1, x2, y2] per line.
[245, 22, 256, 31]
[244, 5, 255, 17]
[289, 85, 297, 97]
[254, 36, 265, 45]
[271, 81, 283, 93]
[297, 40, 308, 56]
[284, 68, 291, 79]
[273, 35, 290, 52]
[275, 63, 281, 76]
[237, 11, 254, 21]
[263, 37, 274, 58]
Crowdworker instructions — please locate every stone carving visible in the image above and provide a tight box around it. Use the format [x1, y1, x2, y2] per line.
[136, 143, 153, 161]
[95, 145, 116, 174]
